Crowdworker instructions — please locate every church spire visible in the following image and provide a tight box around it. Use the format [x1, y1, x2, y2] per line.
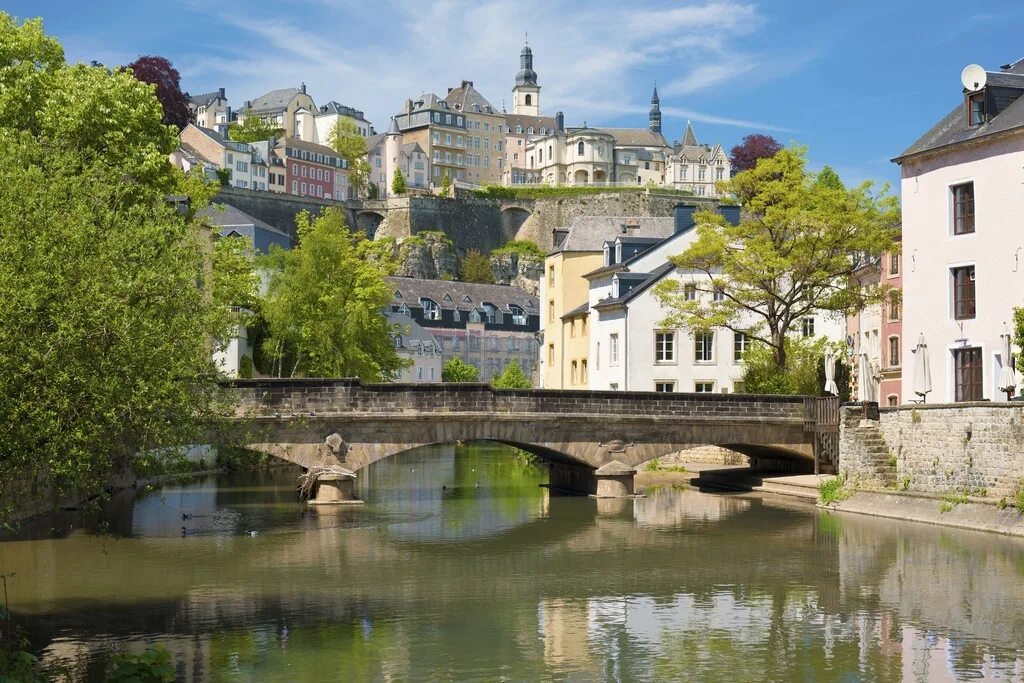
[648, 83, 662, 134]
[682, 120, 698, 146]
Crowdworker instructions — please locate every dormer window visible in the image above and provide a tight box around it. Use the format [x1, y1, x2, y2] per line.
[603, 243, 611, 266]
[612, 277, 620, 298]
[420, 297, 440, 320]
[615, 242, 622, 263]
[968, 92, 986, 126]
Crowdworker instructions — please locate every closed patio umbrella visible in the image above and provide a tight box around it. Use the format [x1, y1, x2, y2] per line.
[824, 352, 839, 396]
[912, 334, 932, 403]
[998, 334, 1016, 399]
[859, 353, 876, 402]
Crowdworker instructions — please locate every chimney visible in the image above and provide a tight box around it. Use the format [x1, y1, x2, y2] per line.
[218, 87, 225, 99]
[720, 205, 741, 226]
[555, 111, 564, 131]
[406, 99, 414, 117]
[244, 100, 251, 110]
[300, 82, 307, 94]
[674, 204, 697, 234]
[462, 80, 472, 88]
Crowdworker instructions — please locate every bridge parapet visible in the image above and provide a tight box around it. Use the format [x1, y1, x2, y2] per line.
[224, 378, 808, 422]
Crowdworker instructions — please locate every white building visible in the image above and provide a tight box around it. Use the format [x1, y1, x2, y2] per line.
[176, 124, 267, 190]
[188, 88, 230, 134]
[314, 101, 375, 142]
[894, 58, 1024, 402]
[387, 312, 443, 383]
[366, 118, 430, 197]
[586, 208, 844, 393]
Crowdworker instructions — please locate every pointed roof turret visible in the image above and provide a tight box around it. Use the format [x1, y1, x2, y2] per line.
[650, 84, 659, 104]
[682, 121, 698, 146]
[648, 84, 662, 134]
[387, 116, 401, 135]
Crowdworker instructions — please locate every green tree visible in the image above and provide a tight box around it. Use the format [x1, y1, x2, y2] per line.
[260, 208, 406, 379]
[391, 167, 407, 195]
[439, 171, 452, 197]
[740, 336, 846, 396]
[459, 249, 495, 284]
[442, 357, 479, 382]
[654, 147, 899, 372]
[366, 182, 379, 200]
[0, 13, 256, 523]
[227, 114, 283, 143]
[1013, 307, 1024, 362]
[327, 119, 370, 196]
[492, 360, 532, 389]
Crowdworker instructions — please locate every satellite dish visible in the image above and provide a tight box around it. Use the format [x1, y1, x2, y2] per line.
[961, 64, 987, 92]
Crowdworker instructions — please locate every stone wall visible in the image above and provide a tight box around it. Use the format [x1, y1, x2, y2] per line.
[226, 378, 808, 422]
[839, 403, 1024, 498]
[215, 186, 340, 238]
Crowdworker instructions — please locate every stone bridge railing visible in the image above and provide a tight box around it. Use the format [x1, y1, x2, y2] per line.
[225, 378, 809, 422]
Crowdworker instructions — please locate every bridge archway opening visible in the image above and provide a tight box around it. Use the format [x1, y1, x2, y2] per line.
[637, 443, 815, 474]
[355, 211, 385, 238]
[500, 207, 531, 240]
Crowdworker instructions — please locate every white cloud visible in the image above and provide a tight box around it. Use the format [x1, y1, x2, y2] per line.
[179, 0, 805, 135]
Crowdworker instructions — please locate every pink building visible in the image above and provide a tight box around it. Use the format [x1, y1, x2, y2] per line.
[847, 238, 903, 405]
[274, 137, 349, 200]
[880, 238, 903, 405]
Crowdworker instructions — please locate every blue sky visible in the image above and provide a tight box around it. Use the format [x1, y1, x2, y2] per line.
[8, 1, 1024, 187]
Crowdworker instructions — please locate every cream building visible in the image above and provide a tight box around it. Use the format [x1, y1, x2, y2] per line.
[394, 93, 470, 188]
[236, 84, 315, 140]
[666, 122, 731, 197]
[444, 80, 505, 186]
[504, 42, 558, 185]
[539, 216, 676, 388]
[367, 118, 430, 197]
[187, 88, 229, 134]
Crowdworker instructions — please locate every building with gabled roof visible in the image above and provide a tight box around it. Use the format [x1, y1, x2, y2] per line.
[187, 87, 229, 133]
[444, 80, 505, 186]
[314, 100, 375, 141]
[366, 118, 430, 197]
[387, 311, 443, 383]
[176, 124, 269, 191]
[237, 84, 315, 140]
[387, 277, 540, 382]
[665, 121, 730, 197]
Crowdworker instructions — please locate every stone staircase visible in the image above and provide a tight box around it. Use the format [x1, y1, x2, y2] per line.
[845, 419, 897, 488]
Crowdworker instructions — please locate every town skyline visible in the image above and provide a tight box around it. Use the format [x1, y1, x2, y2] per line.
[9, 0, 1024, 187]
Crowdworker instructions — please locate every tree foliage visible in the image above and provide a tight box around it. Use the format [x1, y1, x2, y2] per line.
[227, 114, 283, 143]
[0, 13, 256, 523]
[654, 146, 899, 372]
[327, 119, 370, 196]
[1013, 307, 1024, 361]
[459, 249, 495, 284]
[740, 337, 848, 398]
[491, 240, 546, 260]
[729, 133, 783, 174]
[123, 55, 191, 130]
[442, 357, 479, 383]
[260, 208, 406, 379]
[492, 360, 532, 389]
[439, 171, 452, 197]
[391, 167, 407, 195]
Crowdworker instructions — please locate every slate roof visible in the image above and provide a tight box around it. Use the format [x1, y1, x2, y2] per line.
[561, 302, 589, 320]
[318, 101, 368, 121]
[554, 216, 676, 254]
[505, 113, 557, 132]
[188, 125, 251, 154]
[276, 136, 345, 160]
[248, 87, 305, 114]
[603, 128, 670, 148]
[387, 277, 538, 313]
[895, 62, 1024, 162]
[443, 81, 499, 115]
[402, 141, 425, 155]
[199, 203, 279, 233]
[593, 262, 676, 310]
[189, 90, 224, 107]
[386, 312, 441, 348]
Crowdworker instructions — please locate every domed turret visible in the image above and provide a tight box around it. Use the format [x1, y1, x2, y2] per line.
[515, 42, 538, 87]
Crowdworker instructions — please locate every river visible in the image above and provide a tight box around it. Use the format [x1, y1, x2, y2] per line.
[2, 443, 1024, 681]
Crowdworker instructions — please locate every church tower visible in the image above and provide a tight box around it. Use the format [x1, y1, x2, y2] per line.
[512, 42, 540, 117]
[649, 84, 662, 134]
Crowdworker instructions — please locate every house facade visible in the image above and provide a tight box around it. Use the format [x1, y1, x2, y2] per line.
[178, 124, 267, 190]
[387, 311, 443, 383]
[387, 277, 540, 382]
[188, 88, 230, 134]
[237, 85, 316, 140]
[314, 101, 375, 143]
[894, 58, 1024, 402]
[444, 80, 505, 186]
[274, 137, 349, 200]
[665, 122, 731, 197]
[847, 242, 903, 405]
[367, 118, 430, 198]
[393, 93, 470, 189]
[539, 216, 677, 389]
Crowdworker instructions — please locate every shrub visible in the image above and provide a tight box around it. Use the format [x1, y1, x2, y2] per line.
[107, 645, 175, 682]
[471, 185, 696, 200]
[459, 249, 494, 284]
[818, 476, 850, 505]
[492, 360, 531, 389]
[442, 357, 479, 383]
[238, 354, 253, 379]
[491, 239, 546, 260]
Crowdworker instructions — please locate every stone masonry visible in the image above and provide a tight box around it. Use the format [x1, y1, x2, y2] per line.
[839, 403, 1024, 498]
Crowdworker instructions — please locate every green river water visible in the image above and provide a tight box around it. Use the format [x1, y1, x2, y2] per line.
[2, 443, 1024, 681]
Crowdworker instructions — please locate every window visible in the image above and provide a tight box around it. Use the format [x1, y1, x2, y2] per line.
[445, 134, 452, 145]
[655, 381, 675, 393]
[421, 298, 440, 320]
[887, 395, 898, 407]
[580, 360, 588, 384]
[968, 93, 986, 126]
[571, 361, 578, 385]
[609, 333, 619, 365]
[888, 336, 900, 367]
[301, 166, 307, 177]
[445, 114, 452, 124]
[548, 300, 555, 322]
[655, 331, 675, 363]
[525, 94, 532, 106]
[695, 381, 715, 393]
[888, 297, 900, 321]
[236, 161, 248, 172]
[684, 284, 697, 301]
[301, 182, 307, 194]
[954, 347, 983, 401]
[578, 140, 585, 156]
[291, 180, 298, 192]
[570, 320, 576, 338]
[457, 136, 463, 146]
[548, 265, 555, 286]
[889, 252, 899, 276]
[952, 182, 975, 235]
[596, 342, 600, 370]
[429, 367, 435, 381]
[609, 383, 619, 391]
[698, 166, 706, 181]
[433, 132, 440, 143]
[716, 168, 724, 180]
[952, 266, 976, 320]
[695, 331, 714, 363]
[713, 286, 725, 302]
[802, 317, 816, 338]
[733, 332, 750, 362]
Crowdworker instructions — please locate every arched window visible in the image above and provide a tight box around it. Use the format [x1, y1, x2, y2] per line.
[528, 126, 534, 135]
[548, 144, 552, 158]
[538, 148, 543, 162]
[577, 140, 585, 156]
[525, 94, 532, 106]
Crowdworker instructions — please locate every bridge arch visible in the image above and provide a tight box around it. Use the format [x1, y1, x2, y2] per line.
[355, 210, 385, 237]
[500, 206, 531, 240]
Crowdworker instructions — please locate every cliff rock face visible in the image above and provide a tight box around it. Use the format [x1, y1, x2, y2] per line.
[392, 233, 458, 280]
[491, 252, 543, 296]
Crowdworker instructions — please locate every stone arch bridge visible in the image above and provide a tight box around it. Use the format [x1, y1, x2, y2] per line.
[221, 380, 837, 500]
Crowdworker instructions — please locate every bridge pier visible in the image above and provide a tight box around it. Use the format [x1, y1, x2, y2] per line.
[548, 461, 638, 498]
[310, 473, 363, 505]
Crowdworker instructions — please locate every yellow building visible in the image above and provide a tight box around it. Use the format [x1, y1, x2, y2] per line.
[444, 80, 506, 186]
[540, 216, 675, 388]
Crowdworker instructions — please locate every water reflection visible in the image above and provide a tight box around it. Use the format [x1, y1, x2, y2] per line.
[1, 443, 1023, 681]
